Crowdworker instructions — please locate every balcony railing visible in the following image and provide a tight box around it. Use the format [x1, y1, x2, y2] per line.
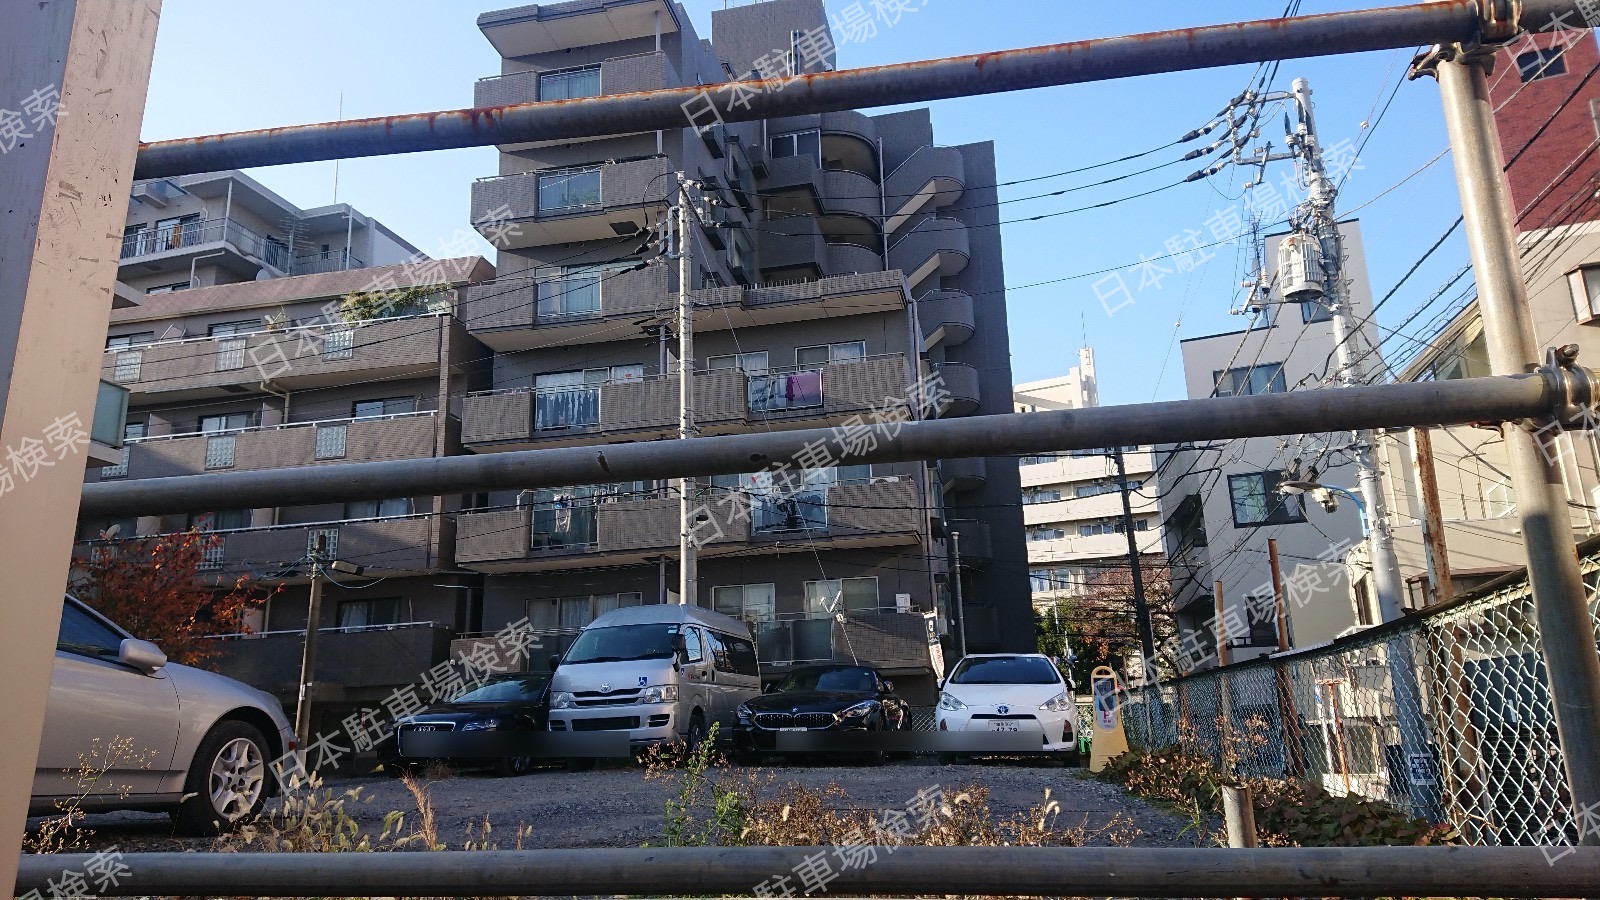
[755, 608, 936, 669]
[474, 51, 680, 111]
[203, 621, 452, 695]
[290, 249, 364, 276]
[120, 216, 290, 271]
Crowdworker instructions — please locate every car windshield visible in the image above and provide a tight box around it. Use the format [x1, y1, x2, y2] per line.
[453, 675, 550, 703]
[563, 624, 680, 664]
[776, 667, 876, 693]
[949, 656, 1061, 685]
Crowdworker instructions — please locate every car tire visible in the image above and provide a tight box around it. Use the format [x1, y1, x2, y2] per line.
[685, 713, 708, 754]
[172, 720, 271, 836]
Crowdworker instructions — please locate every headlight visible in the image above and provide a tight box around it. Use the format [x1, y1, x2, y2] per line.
[937, 693, 966, 711]
[641, 684, 679, 704]
[460, 719, 500, 731]
[550, 691, 576, 710]
[839, 701, 875, 719]
[1039, 692, 1073, 712]
[736, 703, 753, 723]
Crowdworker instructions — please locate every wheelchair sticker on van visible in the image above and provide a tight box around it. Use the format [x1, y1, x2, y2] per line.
[638, 676, 648, 686]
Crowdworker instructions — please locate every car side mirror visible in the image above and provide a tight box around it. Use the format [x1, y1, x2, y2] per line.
[882, 679, 895, 693]
[762, 681, 777, 694]
[119, 638, 166, 674]
[671, 633, 687, 658]
[548, 653, 561, 672]
[935, 678, 944, 691]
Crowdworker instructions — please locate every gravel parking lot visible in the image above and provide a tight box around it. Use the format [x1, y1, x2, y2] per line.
[45, 758, 1205, 852]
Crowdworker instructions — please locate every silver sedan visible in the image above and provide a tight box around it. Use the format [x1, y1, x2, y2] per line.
[31, 596, 298, 834]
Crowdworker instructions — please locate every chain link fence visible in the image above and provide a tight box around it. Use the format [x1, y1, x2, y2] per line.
[1121, 550, 1600, 847]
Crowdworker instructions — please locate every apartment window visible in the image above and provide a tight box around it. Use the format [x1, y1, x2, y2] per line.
[323, 328, 354, 360]
[804, 576, 879, 614]
[153, 213, 202, 251]
[353, 397, 416, 418]
[539, 65, 600, 101]
[190, 510, 250, 531]
[338, 598, 401, 629]
[1027, 528, 1066, 542]
[200, 412, 253, 433]
[538, 166, 602, 212]
[1213, 363, 1286, 397]
[1228, 471, 1306, 527]
[537, 265, 607, 318]
[315, 425, 347, 460]
[208, 320, 261, 337]
[1073, 480, 1139, 499]
[214, 337, 247, 371]
[100, 422, 145, 479]
[1021, 489, 1061, 505]
[526, 593, 641, 631]
[145, 281, 191, 295]
[1516, 47, 1566, 82]
[770, 130, 821, 167]
[306, 526, 339, 560]
[345, 498, 411, 519]
[796, 341, 865, 367]
[532, 366, 641, 431]
[1077, 520, 1143, 536]
[706, 351, 768, 374]
[1018, 453, 1059, 466]
[105, 333, 154, 350]
[121, 224, 152, 258]
[713, 583, 776, 622]
[1570, 263, 1600, 323]
[1416, 328, 1491, 381]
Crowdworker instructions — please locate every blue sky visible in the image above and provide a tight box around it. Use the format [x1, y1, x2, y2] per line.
[138, 0, 1472, 407]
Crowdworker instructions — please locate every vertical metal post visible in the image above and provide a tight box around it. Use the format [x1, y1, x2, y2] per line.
[0, 1, 162, 889]
[1267, 538, 1292, 652]
[1433, 50, 1600, 838]
[294, 535, 327, 745]
[1411, 427, 1453, 606]
[950, 531, 968, 660]
[1214, 580, 1230, 667]
[1222, 785, 1260, 848]
[675, 176, 697, 606]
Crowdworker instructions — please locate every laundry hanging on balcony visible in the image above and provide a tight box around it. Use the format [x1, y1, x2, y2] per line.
[748, 369, 823, 412]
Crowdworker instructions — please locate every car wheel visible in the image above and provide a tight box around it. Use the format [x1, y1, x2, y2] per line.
[173, 720, 270, 836]
[684, 713, 708, 754]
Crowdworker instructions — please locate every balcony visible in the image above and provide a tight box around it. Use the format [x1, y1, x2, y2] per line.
[473, 51, 681, 150]
[460, 370, 747, 448]
[119, 216, 290, 278]
[101, 314, 458, 401]
[758, 215, 828, 279]
[456, 477, 921, 573]
[743, 354, 910, 427]
[89, 412, 440, 483]
[917, 289, 975, 348]
[933, 361, 981, 417]
[888, 216, 970, 290]
[470, 156, 672, 249]
[947, 519, 992, 569]
[940, 457, 987, 493]
[884, 146, 966, 234]
[206, 621, 452, 699]
[460, 263, 668, 350]
[825, 243, 885, 277]
[756, 609, 936, 672]
[289, 249, 364, 276]
[477, 0, 679, 59]
[820, 169, 883, 222]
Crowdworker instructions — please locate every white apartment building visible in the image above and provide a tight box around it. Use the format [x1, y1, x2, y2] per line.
[1015, 350, 1165, 608]
[1160, 222, 1381, 670]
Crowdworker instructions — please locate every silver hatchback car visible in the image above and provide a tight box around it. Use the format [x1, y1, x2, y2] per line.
[31, 596, 297, 834]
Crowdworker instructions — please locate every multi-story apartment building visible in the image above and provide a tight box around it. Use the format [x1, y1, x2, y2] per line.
[1366, 29, 1600, 605]
[1158, 222, 1381, 671]
[455, 0, 1029, 698]
[76, 170, 494, 738]
[1014, 350, 1166, 615]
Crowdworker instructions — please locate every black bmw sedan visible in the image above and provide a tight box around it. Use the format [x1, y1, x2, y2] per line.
[388, 673, 551, 777]
[733, 664, 908, 764]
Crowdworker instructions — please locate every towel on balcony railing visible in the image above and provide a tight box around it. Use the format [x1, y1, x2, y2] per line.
[534, 386, 600, 430]
[749, 370, 822, 412]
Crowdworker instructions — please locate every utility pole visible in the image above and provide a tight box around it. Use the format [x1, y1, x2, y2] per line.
[672, 174, 696, 606]
[294, 534, 329, 745]
[949, 530, 968, 660]
[1410, 427, 1453, 606]
[1113, 448, 1157, 679]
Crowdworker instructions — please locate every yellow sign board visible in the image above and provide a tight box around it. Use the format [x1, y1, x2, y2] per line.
[1088, 665, 1129, 772]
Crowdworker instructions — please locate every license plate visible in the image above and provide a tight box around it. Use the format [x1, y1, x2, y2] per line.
[990, 720, 1019, 732]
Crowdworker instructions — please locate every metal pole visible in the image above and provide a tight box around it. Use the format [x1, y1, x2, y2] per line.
[674, 175, 696, 607]
[950, 531, 967, 660]
[1114, 447, 1157, 671]
[1213, 580, 1230, 668]
[131, 2, 1522, 180]
[1432, 48, 1600, 842]
[1267, 538, 1291, 652]
[293, 535, 327, 745]
[1411, 426, 1453, 606]
[19, 846, 1600, 898]
[78, 373, 1564, 519]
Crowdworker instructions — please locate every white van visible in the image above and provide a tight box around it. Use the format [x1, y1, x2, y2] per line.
[546, 604, 761, 749]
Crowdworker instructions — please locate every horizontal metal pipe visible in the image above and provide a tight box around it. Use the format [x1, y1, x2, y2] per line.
[134, 1, 1493, 179]
[16, 846, 1600, 897]
[78, 373, 1552, 518]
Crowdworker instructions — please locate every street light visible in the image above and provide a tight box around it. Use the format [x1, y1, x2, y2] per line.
[1276, 479, 1369, 534]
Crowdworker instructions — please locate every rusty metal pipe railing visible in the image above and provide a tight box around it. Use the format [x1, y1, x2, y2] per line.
[133, 0, 1524, 180]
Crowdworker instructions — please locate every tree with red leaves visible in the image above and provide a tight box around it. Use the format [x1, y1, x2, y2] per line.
[71, 530, 269, 670]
